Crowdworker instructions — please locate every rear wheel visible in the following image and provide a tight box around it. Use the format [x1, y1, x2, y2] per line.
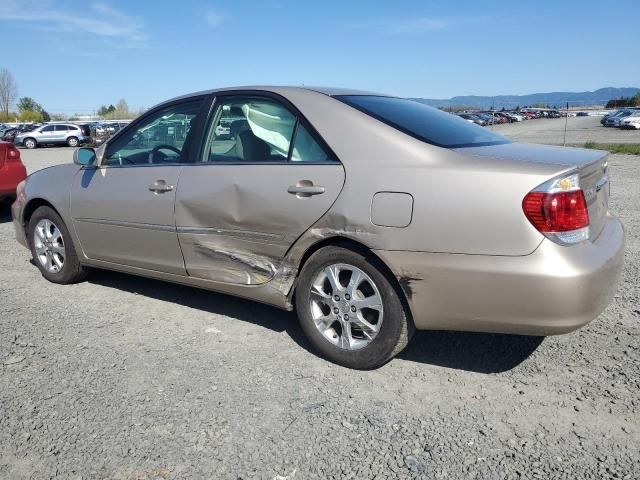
[28, 206, 87, 284]
[24, 138, 37, 149]
[295, 246, 413, 369]
[67, 136, 79, 147]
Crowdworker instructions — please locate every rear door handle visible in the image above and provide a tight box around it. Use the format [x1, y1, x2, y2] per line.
[148, 180, 174, 194]
[288, 183, 325, 197]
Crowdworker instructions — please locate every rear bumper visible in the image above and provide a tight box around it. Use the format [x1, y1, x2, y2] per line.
[375, 214, 625, 336]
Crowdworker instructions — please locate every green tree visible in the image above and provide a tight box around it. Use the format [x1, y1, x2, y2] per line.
[0, 111, 18, 122]
[17, 97, 41, 113]
[19, 110, 43, 122]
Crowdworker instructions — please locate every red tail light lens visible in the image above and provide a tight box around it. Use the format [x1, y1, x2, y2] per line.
[6, 144, 21, 162]
[523, 190, 589, 232]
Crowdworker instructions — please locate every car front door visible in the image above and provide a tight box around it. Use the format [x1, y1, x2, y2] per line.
[175, 94, 345, 285]
[70, 97, 206, 275]
[38, 125, 55, 143]
[53, 125, 68, 143]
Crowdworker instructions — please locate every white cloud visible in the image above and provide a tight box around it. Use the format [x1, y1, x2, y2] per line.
[205, 8, 224, 28]
[0, 0, 147, 44]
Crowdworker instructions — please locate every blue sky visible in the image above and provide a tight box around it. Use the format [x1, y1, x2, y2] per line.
[1, 0, 638, 115]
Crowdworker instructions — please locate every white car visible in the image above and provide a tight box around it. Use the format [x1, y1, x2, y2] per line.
[620, 113, 640, 130]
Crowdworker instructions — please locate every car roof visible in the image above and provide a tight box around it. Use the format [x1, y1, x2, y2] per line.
[158, 86, 387, 107]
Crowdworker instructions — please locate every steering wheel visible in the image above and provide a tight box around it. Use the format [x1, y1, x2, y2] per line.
[149, 144, 181, 163]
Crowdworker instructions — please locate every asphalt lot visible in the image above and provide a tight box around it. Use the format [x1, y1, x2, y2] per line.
[1, 123, 639, 479]
[493, 115, 640, 145]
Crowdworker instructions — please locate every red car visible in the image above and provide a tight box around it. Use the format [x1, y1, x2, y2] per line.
[0, 141, 27, 203]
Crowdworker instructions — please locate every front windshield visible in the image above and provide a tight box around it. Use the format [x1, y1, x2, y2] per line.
[335, 95, 511, 149]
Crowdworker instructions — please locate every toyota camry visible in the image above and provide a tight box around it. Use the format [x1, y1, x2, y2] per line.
[12, 87, 625, 369]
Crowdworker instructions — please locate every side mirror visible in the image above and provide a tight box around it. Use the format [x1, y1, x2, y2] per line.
[74, 147, 96, 166]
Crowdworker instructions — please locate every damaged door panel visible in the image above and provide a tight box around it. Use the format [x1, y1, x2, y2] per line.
[174, 164, 345, 284]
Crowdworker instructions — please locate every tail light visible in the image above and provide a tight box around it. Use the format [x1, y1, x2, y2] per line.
[0, 143, 22, 169]
[6, 144, 21, 162]
[522, 172, 589, 245]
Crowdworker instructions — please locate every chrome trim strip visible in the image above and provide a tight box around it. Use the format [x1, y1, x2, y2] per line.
[75, 218, 176, 232]
[177, 226, 283, 241]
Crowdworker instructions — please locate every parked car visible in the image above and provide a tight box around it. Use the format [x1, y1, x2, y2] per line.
[76, 124, 93, 137]
[14, 124, 87, 149]
[603, 109, 635, 127]
[11, 86, 625, 369]
[1, 127, 18, 143]
[457, 113, 486, 126]
[17, 123, 40, 134]
[0, 141, 27, 203]
[620, 112, 640, 130]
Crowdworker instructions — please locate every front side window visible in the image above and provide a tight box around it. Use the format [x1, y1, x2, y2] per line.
[103, 99, 203, 166]
[336, 95, 511, 149]
[41, 125, 55, 132]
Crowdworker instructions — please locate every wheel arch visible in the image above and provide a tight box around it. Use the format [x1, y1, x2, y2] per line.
[288, 236, 414, 325]
[22, 198, 60, 235]
[22, 136, 37, 146]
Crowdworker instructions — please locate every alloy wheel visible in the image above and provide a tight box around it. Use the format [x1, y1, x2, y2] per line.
[309, 263, 384, 350]
[33, 219, 65, 273]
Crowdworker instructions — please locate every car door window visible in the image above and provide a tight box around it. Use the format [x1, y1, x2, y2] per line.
[203, 97, 296, 163]
[55, 125, 68, 131]
[103, 99, 203, 166]
[290, 123, 335, 162]
[41, 126, 54, 132]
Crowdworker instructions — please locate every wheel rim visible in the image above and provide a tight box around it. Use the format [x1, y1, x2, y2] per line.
[68, 137, 78, 146]
[33, 219, 65, 273]
[25, 139, 35, 148]
[309, 263, 384, 351]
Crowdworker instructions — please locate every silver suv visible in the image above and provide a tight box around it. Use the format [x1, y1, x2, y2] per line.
[15, 124, 88, 149]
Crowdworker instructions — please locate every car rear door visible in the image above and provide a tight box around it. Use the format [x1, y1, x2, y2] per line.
[175, 93, 345, 285]
[70, 97, 207, 275]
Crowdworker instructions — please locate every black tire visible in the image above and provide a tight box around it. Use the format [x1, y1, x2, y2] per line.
[23, 138, 37, 149]
[28, 206, 87, 284]
[67, 136, 79, 147]
[295, 246, 414, 369]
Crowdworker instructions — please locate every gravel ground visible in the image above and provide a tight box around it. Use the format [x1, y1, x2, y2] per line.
[1, 138, 639, 479]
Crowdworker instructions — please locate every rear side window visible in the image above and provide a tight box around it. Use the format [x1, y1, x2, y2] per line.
[202, 96, 337, 163]
[336, 95, 511, 149]
[55, 125, 68, 131]
[291, 124, 333, 162]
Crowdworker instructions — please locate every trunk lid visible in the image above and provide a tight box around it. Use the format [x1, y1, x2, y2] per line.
[455, 142, 610, 241]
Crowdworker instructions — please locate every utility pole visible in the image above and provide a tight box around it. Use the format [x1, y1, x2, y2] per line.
[563, 101, 569, 146]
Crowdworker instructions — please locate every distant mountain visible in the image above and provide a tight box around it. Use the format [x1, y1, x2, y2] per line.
[411, 87, 640, 109]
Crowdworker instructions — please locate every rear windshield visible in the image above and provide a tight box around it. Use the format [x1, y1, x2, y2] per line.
[336, 95, 511, 149]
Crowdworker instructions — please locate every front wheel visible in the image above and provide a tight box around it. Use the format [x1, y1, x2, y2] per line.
[28, 206, 87, 284]
[24, 138, 37, 149]
[295, 246, 413, 369]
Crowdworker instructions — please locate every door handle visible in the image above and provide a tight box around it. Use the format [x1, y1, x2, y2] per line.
[148, 180, 174, 194]
[288, 182, 325, 198]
